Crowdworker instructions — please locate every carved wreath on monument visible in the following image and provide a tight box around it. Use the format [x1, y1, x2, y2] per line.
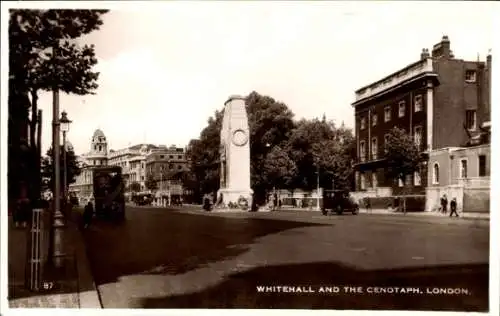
[232, 129, 248, 147]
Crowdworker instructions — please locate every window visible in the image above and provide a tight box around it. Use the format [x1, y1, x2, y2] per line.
[372, 113, 378, 126]
[160, 155, 165, 159]
[178, 155, 182, 159]
[360, 173, 366, 190]
[169, 165, 174, 170]
[465, 110, 477, 130]
[384, 106, 391, 122]
[360, 117, 366, 130]
[414, 95, 423, 112]
[465, 70, 476, 83]
[169, 155, 174, 159]
[372, 173, 378, 188]
[360, 141, 366, 162]
[414, 126, 423, 148]
[460, 159, 468, 178]
[479, 155, 487, 177]
[141, 176, 144, 181]
[371, 137, 378, 160]
[398, 101, 406, 117]
[178, 165, 182, 170]
[384, 134, 390, 153]
[414, 170, 421, 186]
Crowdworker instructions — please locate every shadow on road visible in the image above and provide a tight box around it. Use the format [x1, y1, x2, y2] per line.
[82, 211, 327, 286]
[138, 262, 489, 311]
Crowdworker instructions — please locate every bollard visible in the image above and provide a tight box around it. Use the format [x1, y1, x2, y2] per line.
[27, 208, 44, 291]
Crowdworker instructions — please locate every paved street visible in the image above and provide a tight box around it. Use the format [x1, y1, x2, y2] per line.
[82, 206, 489, 311]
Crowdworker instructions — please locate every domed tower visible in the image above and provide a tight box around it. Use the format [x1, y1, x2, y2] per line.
[87, 129, 108, 166]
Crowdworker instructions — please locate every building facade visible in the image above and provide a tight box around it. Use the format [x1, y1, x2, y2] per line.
[145, 145, 189, 196]
[426, 141, 490, 213]
[107, 144, 157, 191]
[352, 36, 492, 196]
[69, 129, 109, 202]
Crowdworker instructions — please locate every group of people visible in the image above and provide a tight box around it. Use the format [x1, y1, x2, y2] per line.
[439, 194, 459, 217]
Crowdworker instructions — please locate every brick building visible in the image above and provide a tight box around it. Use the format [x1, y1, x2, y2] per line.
[145, 145, 189, 194]
[352, 36, 491, 196]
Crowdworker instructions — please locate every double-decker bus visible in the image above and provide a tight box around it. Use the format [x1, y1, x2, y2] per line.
[92, 166, 126, 221]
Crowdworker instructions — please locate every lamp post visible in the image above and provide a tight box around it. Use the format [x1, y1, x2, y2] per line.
[265, 143, 276, 207]
[316, 164, 320, 211]
[60, 111, 72, 205]
[48, 43, 65, 268]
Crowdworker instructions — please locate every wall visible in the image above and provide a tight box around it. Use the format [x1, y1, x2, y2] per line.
[426, 144, 490, 213]
[432, 57, 489, 149]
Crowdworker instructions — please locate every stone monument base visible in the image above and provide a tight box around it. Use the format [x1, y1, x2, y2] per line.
[216, 188, 253, 211]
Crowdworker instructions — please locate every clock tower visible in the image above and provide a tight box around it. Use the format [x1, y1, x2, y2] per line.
[217, 95, 253, 209]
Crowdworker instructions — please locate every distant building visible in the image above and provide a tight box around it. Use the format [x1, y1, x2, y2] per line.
[69, 129, 109, 202]
[145, 145, 189, 196]
[108, 143, 157, 191]
[352, 35, 492, 197]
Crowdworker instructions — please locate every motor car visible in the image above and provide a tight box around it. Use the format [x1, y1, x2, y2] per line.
[321, 189, 359, 215]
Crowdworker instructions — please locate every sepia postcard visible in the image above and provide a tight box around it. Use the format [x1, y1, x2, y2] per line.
[1, 1, 499, 316]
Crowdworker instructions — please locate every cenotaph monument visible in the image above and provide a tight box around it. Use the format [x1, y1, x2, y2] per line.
[217, 95, 253, 209]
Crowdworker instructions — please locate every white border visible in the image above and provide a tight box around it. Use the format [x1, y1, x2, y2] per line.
[1, 2, 499, 316]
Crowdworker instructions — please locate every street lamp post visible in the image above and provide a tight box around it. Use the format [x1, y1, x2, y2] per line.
[316, 164, 320, 211]
[48, 43, 65, 268]
[60, 111, 72, 206]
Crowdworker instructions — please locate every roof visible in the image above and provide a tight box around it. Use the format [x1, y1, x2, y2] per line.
[93, 129, 105, 138]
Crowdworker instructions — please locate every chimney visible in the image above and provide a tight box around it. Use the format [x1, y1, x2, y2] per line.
[432, 35, 451, 59]
[420, 48, 430, 60]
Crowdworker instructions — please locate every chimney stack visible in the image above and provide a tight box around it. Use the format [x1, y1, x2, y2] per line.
[432, 35, 451, 59]
[420, 48, 430, 60]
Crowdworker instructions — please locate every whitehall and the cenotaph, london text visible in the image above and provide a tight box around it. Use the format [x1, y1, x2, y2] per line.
[217, 95, 253, 208]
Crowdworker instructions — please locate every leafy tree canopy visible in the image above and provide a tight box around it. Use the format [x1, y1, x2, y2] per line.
[41, 146, 81, 192]
[385, 127, 424, 181]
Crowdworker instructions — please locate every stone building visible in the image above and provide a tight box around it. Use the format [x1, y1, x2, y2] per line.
[69, 129, 109, 202]
[426, 124, 491, 214]
[145, 145, 189, 199]
[108, 143, 157, 191]
[352, 35, 491, 198]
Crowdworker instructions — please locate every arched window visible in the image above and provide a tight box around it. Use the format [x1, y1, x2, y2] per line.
[433, 163, 439, 184]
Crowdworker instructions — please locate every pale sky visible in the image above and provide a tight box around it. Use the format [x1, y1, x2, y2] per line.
[20, 1, 497, 155]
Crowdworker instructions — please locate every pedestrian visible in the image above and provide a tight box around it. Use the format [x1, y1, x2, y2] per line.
[83, 201, 94, 229]
[449, 197, 459, 217]
[365, 198, 372, 213]
[441, 194, 448, 214]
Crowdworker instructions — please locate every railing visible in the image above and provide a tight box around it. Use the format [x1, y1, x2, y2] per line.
[355, 58, 433, 102]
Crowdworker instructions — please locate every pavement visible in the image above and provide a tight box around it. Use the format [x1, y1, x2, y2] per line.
[82, 205, 489, 311]
[274, 206, 491, 220]
[7, 210, 102, 309]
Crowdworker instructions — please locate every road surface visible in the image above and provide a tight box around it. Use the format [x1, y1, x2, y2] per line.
[81, 206, 489, 311]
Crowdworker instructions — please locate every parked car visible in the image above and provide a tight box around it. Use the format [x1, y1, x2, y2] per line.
[321, 190, 359, 215]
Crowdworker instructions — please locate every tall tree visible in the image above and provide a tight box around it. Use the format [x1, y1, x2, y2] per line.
[245, 91, 296, 203]
[287, 118, 336, 190]
[40, 146, 81, 193]
[145, 174, 158, 192]
[262, 145, 298, 192]
[9, 9, 108, 204]
[384, 127, 425, 212]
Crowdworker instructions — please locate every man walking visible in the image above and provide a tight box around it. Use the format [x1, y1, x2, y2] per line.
[449, 197, 459, 217]
[82, 201, 94, 229]
[441, 194, 448, 214]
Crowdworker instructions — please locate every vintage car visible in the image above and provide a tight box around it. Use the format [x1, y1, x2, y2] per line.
[321, 190, 359, 215]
